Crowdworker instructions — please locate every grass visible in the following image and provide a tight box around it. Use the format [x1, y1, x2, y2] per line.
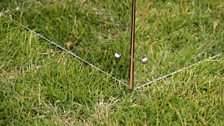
[0, 0, 224, 125]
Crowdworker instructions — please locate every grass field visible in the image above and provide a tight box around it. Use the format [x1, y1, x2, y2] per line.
[0, 0, 224, 125]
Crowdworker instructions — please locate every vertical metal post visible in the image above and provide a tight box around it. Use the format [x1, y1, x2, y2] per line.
[129, 0, 136, 90]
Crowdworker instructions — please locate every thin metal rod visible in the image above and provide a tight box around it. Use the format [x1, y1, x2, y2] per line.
[129, 0, 136, 90]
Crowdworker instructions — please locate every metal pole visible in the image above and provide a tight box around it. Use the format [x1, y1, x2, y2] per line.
[129, 0, 136, 90]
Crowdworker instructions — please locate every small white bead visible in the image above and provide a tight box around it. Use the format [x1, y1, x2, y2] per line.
[16, 7, 20, 11]
[141, 57, 148, 63]
[114, 53, 121, 59]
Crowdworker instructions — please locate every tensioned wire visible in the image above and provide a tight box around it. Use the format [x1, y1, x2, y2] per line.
[2, 9, 126, 106]
[22, 26, 129, 87]
[1, 9, 128, 87]
[134, 52, 224, 90]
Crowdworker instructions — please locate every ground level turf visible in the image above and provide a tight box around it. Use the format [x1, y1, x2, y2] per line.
[0, 0, 224, 125]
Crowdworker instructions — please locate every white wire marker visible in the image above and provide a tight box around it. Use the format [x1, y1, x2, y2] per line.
[134, 52, 224, 90]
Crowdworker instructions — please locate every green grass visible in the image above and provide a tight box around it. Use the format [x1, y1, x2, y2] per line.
[0, 0, 224, 125]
